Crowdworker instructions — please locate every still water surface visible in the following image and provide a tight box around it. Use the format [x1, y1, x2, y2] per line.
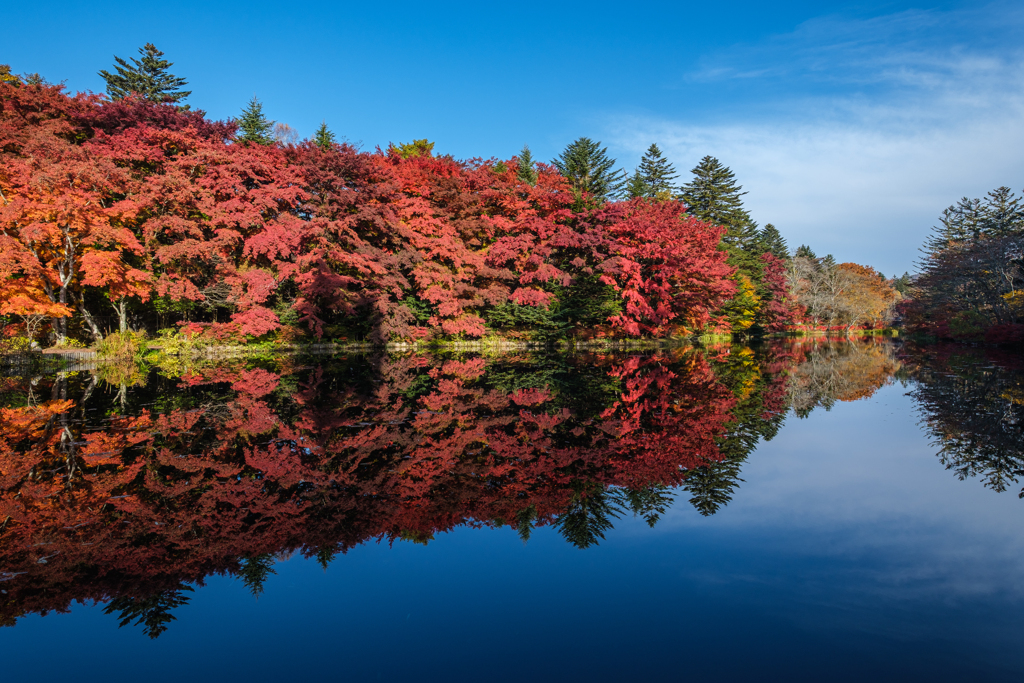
[1, 341, 1022, 681]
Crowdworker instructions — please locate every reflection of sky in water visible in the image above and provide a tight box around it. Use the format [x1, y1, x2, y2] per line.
[3, 384, 1022, 682]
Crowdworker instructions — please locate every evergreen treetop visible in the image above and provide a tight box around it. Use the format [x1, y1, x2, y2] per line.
[679, 156, 752, 229]
[236, 97, 275, 145]
[634, 143, 677, 199]
[517, 144, 538, 185]
[625, 169, 649, 199]
[98, 43, 191, 104]
[313, 121, 336, 151]
[757, 223, 790, 260]
[394, 139, 435, 158]
[552, 137, 626, 204]
[794, 244, 817, 260]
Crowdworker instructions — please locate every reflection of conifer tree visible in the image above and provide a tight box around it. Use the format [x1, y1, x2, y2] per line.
[104, 584, 194, 639]
[911, 351, 1024, 496]
[554, 481, 623, 549]
[684, 346, 790, 516]
[618, 485, 674, 527]
[682, 458, 745, 516]
[515, 504, 538, 543]
[238, 553, 277, 598]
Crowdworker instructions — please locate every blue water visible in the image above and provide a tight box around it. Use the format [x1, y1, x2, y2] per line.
[4, 381, 1022, 681]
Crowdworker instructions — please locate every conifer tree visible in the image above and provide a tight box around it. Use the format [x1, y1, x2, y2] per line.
[679, 156, 754, 235]
[313, 121, 336, 151]
[625, 169, 649, 199]
[516, 144, 538, 185]
[552, 137, 626, 204]
[635, 143, 677, 199]
[681, 156, 762, 274]
[236, 97, 275, 145]
[794, 245, 817, 260]
[98, 43, 191, 104]
[757, 223, 790, 260]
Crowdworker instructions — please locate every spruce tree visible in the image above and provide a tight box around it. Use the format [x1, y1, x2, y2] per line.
[679, 156, 753, 233]
[625, 169, 649, 199]
[681, 156, 761, 278]
[794, 245, 817, 260]
[236, 97, 275, 145]
[635, 143, 677, 198]
[552, 137, 626, 204]
[98, 43, 191, 104]
[757, 223, 790, 260]
[313, 121, 336, 151]
[517, 144, 538, 185]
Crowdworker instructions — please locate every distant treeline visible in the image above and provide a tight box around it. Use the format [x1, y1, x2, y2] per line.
[903, 187, 1024, 344]
[1, 47, 901, 349]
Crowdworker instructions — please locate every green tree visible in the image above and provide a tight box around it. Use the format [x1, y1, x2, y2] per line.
[794, 244, 817, 260]
[552, 137, 626, 204]
[313, 121, 336, 151]
[625, 169, 649, 199]
[680, 156, 761, 265]
[236, 97, 275, 145]
[516, 144, 538, 185]
[98, 43, 191, 104]
[628, 143, 677, 199]
[393, 139, 434, 158]
[681, 156, 764, 330]
[757, 223, 790, 260]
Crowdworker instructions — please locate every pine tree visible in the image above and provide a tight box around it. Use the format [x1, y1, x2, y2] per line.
[757, 223, 790, 260]
[794, 244, 817, 260]
[98, 43, 191, 104]
[981, 186, 1024, 238]
[625, 169, 649, 199]
[313, 121, 336, 151]
[516, 144, 538, 185]
[552, 137, 626, 204]
[634, 143, 677, 199]
[236, 97, 275, 145]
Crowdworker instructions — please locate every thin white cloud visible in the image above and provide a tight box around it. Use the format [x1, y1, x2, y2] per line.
[604, 5, 1024, 276]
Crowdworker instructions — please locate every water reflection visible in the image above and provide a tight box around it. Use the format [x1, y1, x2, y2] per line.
[0, 339, 1019, 637]
[908, 346, 1024, 498]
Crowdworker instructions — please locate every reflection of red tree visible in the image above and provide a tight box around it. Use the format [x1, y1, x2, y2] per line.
[0, 349, 754, 625]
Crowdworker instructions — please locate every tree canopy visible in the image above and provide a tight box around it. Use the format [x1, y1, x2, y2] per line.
[98, 43, 191, 104]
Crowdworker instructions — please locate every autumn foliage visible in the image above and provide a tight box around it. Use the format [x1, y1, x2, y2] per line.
[0, 81, 752, 345]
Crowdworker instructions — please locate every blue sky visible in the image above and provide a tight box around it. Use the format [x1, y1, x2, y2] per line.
[6, 0, 1023, 275]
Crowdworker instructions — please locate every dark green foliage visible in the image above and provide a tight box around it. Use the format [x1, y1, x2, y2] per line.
[236, 97, 275, 145]
[628, 143, 678, 199]
[238, 553, 277, 597]
[757, 223, 790, 260]
[625, 170, 649, 199]
[313, 121, 336, 151]
[104, 584, 194, 639]
[517, 144, 538, 185]
[554, 481, 622, 549]
[682, 457, 745, 516]
[680, 155, 762, 280]
[619, 485, 674, 527]
[679, 156, 752, 231]
[926, 187, 1024, 255]
[515, 504, 538, 543]
[550, 272, 623, 333]
[487, 302, 561, 333]
[552, 137, 626, 204]
[893, 272, 913, 295]
[794, 244, 817, 259]
[98, 43, 191, 104]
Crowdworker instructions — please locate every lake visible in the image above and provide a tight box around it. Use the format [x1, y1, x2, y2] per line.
[1, 340, 1022, 682]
